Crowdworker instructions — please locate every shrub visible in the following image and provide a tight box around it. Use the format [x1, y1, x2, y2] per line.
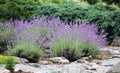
[0, 55, 17, 73]
[33, 3, 86, 22]
[88, 4, 116, 11]
[6, 43, 44, 63]
[84, 4, 120, 43]
[51, 37, 83, 62]
[85, 0, 99, 4]
[0, 23, 14, 53]
[10, 18, 60, 48]
[2, 18, 64, 62]
[51, 23, 106, 61]
[40, 0, 68, 4]
[81, 42, 100, 58]
[0, 0, 37, 22]
[102, 0, 120, 7]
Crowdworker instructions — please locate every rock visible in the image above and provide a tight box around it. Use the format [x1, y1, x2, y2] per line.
[82, 57, 91, 60]
[99, 50, 113, 60]
[15, 70, 33, 73]
[63, 63, 84, 73]
[109, 49, 120, 55]
[12, 56, 29, 63]
[106, 62, 120, 73]
[14, 64, 39, 73]
[96, 66, 111, 73]
[48, 57, 70, 64]
[98, 58, 120, 66]
[77, 59, 87, 63]
[28, 63, 40, 68]
[39, 60, 53, 65]
[0, 65, 11, 73]
[77, 57, 92, 63]
[113, 55, 120, 58]
[1, 69, 11, 73]
[111, 36, 120, 46]
[81, 66, 88, 70]
[14, 64, 62, 73]
[82, 63, 101, 72]
[108, 47, 120, 50]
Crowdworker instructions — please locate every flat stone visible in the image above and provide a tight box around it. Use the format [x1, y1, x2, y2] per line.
[62, 63, 84, 73]
[98, 58, 120, 66]
[109, 49, 120, 55]
[113, 55, 120, 58]
[97, 66, 111, 73]
[13, 56, 29, 63]
[84, 63, 101, 71]
[106, 62, 120, 73]
[39, 60, 53, 65]
[14, 64, 62, 73]
[0, 65, 10, 73]
[48, 57, 70, 64]
[77, 59, 88, 63]
[1, 69, 11, 73]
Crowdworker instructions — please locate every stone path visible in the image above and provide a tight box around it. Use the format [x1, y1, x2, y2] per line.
[1, 47, 120, 73]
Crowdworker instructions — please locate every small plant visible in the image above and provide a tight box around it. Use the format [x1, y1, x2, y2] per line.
[0, 55, 17, 73]
[6, 43, 44, 63]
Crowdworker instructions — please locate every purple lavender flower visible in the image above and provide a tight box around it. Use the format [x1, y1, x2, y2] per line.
[0, 17, 106, 50]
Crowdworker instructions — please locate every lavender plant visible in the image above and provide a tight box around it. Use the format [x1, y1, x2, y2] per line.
[7, 42, 44, 62]
[51, 22, 106, 61]
[0, 22, 14, 53]
[12, 18, 63, 48]
[0, 18, 106, 62]
[3, 18, 63, 62]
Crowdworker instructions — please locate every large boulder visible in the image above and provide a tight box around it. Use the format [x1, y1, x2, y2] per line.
[106, 62, 120, 73]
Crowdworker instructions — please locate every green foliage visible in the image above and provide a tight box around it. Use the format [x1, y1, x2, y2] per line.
[0, 55, 17, 73]
[84, 4, 120, 43]
[79, 0, 120, 6]
[51, 37, 99, 62]
[0, 28, 13, 40]
[86, 0, 99, 4]
[102, 0, 120, 6]
[6, 43, 44, 63]
[0, 28, 14, 53]
[33, 3, 86, 22]
[4, 57, 16, 73]
[0, 0, 37, 22]
[33, 4, 59, 18]
[40, 0, 68, 4]
[88, 4, 116, 11]
[81, 42, 100, 58]
[51, 37, 82, 62]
